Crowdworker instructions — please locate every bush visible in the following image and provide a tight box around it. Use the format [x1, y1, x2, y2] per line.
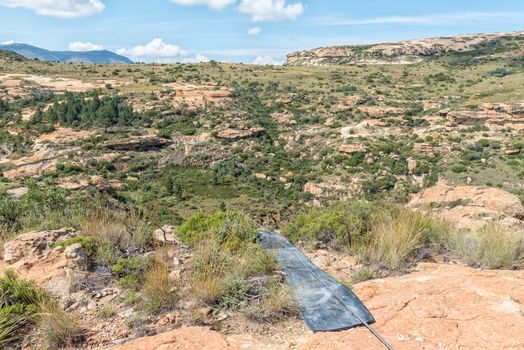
[489, 68, 512, 77]
[112, 257, 150, 289]
[0, 182, 71, 233]
[283, 200, 450, 270]
[53, 236, 100, 262]
[177, 211, 227, 246]
[451, 164, 467, 173]
[186, 210, 276, 308]
[178, 210, 258, 250]
[282, 201, 375, 249]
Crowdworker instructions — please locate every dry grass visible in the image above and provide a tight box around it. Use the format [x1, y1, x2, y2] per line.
[284, 200, 452, 270]
[36, 300, 82, 349]
[450, 224, 524, 269]
[79, 207, 150, 251]
[0, 270, 46, 348]
[356, 205, 451, 270]
[189, 240, 232, 303]
[244, 279, 298, 322]
[367, 210, 428, 269]
[186, 210, 276, 307]
[141, 259, 177, 313]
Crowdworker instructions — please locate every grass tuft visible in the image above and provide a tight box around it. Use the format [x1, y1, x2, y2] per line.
[185, 210, 276, 309]
[36, 299, 82, 349]
[449, 224, 524, 269]
[140, 259, 177, 314]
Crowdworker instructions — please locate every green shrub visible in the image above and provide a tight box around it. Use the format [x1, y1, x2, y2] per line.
[489, 67, 512, 77]
[283, 200, 450, 270]
[282, 200, 375, 249]
[178, 210, 257, 250]
[54, 236, 100, 260]
[112, 257, 150, 289]
[0, 270, 47, 347]
[451, 164, 467, 173]
[178, 211, 226, 245]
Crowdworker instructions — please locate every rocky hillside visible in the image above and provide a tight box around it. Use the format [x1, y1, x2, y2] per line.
[1, 29, 524, 349]
[286, 30, 524, 66]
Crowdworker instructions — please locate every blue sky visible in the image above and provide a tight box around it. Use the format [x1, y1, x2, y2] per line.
[1, 0, 524, 64]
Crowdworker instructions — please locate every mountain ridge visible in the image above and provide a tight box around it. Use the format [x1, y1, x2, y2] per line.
[286, 30, 524, 66]
[0, 43, 133, 64]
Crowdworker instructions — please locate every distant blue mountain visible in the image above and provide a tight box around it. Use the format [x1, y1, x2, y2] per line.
[0, 43, 133, 64]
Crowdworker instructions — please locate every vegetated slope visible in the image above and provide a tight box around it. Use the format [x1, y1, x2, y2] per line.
[286, 30, 524, 66]
[1, 29, 524, 350]
[0, 43, 133, 64]
[1, 28, 524, 224]
[0, 49, 27, 61]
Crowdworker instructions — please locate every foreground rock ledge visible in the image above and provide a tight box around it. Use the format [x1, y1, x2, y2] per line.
[105, 263, 524, 350]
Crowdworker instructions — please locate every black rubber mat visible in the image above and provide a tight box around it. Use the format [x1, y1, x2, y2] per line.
[258, 230, 375, 332]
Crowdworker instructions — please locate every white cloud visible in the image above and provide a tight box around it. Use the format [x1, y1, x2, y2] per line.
[248, 26, 262, 35]
[238, 0, 303, 22]
[170, 0, 235, 9]
[69, 41, 103, 51]
[325, 12, 524, 26]
[117, 38, 187, 58]
[0, 0, 104, 18]
[1, 40, 15, 45]
[252, 55, 282, 65]
[181, 54, 210, 63]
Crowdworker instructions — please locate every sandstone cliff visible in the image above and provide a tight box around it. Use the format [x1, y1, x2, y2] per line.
[286, 30, 524, 66]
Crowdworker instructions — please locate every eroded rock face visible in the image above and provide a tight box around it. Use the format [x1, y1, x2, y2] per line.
[412, 143, 442, 157]
[216, 127, 265, 141]
[286, 31, 524, 66]
[339, 143, 367, 156]
[1, 229, 85, 300]
[358, 106, 404, 118]
[408, 183, 524, 229]
[4, 228, 77, 263]
[303, 178, 359, 200]
[153, 225, 178, 244]
[101, 136, 170, 151]
[5, 186, 28, 198]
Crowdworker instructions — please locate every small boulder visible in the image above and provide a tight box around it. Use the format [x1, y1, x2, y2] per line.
[64, 243, 86, 269]
[152, 225, 178, 244]
[339, 143, 367, 156]
[90, 175, 111, 191]
[407, 158, 417, 174]
[6, 187, 28, 199]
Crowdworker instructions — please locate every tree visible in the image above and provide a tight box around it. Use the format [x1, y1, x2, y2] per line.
[164, 177, 174, 196]
[173, 183, 183, 200]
